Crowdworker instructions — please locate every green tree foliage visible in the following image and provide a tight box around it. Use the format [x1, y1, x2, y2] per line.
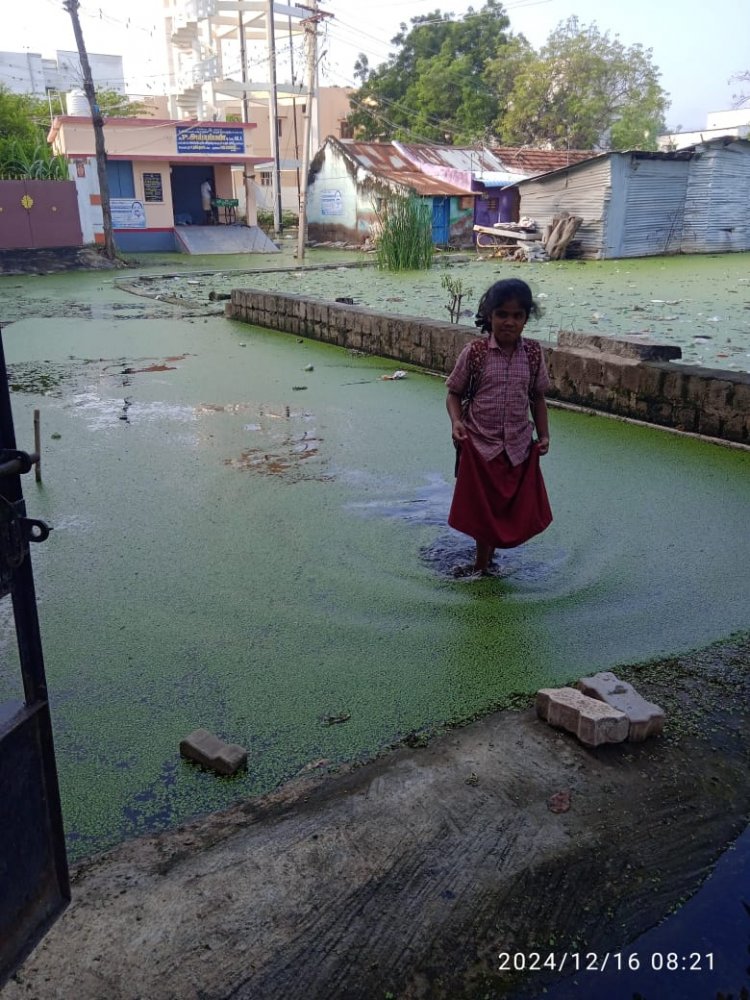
[347, 1, 526, 143]
[500, 18, 669, 150]
[0, 85, 150, 180]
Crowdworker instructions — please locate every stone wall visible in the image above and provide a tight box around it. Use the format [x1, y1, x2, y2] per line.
[227, 289, 750, 446]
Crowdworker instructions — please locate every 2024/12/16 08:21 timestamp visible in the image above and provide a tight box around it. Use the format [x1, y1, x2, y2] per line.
[498, 952, 715, 973]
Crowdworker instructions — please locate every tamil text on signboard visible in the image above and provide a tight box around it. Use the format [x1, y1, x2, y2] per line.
[176, 125, 245, 155]
[143, 172, 163, 203]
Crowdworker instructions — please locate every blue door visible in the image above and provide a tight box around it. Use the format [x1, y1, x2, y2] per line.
[431, 197, 450, 245]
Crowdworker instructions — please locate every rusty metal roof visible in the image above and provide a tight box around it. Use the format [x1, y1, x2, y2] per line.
[338, 140, 475, 195]
[395, 142, 504, 173]
[491, 147, 597, 177]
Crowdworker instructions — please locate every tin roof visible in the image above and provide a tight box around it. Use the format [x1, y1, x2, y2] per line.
[394, 142, 504, 173]
[338, 140, 475, 195]
[490, 147, 596, 177]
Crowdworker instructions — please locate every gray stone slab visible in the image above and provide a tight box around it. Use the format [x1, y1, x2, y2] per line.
[179, 728, 248, 776]
[577, 672, 665, 742]
[558, 330, 682, 362]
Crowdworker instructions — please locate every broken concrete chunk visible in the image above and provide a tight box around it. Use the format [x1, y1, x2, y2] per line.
[179, 728, 248, 776]
[536, 687, 629, 747]
[577, 672, 665, 742]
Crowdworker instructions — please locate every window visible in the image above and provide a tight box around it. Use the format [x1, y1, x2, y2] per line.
[260, 171, 272, 187]
[340, 120, 354, 139]
[488, 198, 499, 212]
[277, 118, 283, 137]
[106, 160, 135, 198]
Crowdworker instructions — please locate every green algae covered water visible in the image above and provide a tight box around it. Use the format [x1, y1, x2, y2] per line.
[0, 283, 748, 860]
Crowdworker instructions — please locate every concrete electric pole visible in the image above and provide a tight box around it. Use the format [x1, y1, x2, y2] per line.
[296, 2, 319, 262]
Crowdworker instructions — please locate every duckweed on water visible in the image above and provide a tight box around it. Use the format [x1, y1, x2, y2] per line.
[0, 264, 748, 860]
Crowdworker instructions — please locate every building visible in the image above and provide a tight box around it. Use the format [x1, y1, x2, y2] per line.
[0, 49, 125, 97]
[49, 114, 277, 252]
[306, 137, 488, 247]
[304, 139, 596, 246]
[658, 109, 750, 152]
[161, 0, 352, 215]
[509, 138, 750, 258]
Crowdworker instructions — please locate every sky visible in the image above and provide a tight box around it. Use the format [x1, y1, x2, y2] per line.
[3, 0, 749, 132]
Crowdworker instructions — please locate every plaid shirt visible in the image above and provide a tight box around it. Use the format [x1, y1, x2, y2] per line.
[446, 335, 550, 466]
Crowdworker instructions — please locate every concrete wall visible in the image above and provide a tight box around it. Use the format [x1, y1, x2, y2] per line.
[227, 289, 750, 446]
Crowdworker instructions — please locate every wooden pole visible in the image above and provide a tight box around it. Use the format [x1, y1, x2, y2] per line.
[33, 409, 41, 483]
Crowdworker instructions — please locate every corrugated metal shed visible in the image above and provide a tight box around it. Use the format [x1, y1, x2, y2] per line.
[610, 154, 689, 257]
[682, 139, 750, 253]
[511, 155, 611, 258]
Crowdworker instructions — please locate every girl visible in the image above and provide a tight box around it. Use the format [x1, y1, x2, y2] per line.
[446, 278, 552, 576]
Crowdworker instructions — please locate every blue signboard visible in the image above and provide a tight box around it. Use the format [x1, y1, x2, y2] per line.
[176, 125, 245, 155]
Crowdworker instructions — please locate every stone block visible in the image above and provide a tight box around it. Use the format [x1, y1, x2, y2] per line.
[535, 687, 629, 747]
[179, 728, 248, 776]
[558, 331, 682, 362]
[577, 672, 665, 742]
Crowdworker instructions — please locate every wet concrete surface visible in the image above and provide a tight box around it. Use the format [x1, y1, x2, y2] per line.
[5, 635, 750, 1000]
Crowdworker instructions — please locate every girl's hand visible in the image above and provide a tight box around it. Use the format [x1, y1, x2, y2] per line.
[451, 419, 468, 443]
[537, 435, 550, 455]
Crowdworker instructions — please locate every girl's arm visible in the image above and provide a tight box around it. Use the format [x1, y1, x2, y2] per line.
[532, 394, 550, 455]
[447, 391, 467, 442]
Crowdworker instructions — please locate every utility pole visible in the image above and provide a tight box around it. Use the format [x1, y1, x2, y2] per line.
[296, 1, 318, 261]
[62, 0, 116, 260]
[238, 8, 257, 226]
[266, 0, 283, 236]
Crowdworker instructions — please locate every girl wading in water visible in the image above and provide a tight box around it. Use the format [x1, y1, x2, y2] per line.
[446, 278, 553, 577]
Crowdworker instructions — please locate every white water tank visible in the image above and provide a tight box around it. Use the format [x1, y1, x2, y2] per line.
[66, 90, 89, 116]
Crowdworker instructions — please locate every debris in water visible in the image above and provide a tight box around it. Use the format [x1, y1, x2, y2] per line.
[304, 364, 314, 371]
[381, 370, 407, 381]
[292, 385, 308, 391]
[321, 711, 351, 726]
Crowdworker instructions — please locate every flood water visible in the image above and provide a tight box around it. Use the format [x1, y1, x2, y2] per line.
[0, 258, 749, 862]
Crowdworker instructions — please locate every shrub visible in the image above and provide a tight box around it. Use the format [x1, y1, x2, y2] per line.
[0, 139, 68, 180]
[374, 195, 433, 271]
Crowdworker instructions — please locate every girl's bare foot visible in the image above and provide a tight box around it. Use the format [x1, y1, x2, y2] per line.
[452, 564, 487, 578]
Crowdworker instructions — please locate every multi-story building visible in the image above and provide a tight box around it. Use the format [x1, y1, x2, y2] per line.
[161, 0, 352, 214]
[0, 49, 125, 98]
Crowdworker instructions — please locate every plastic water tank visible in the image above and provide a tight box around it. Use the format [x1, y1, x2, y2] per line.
[66, 90, 89, 116]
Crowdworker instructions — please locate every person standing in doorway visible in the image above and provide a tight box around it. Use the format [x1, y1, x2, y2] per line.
[201, 177, 215, 224]
[446, 278, 553, 577]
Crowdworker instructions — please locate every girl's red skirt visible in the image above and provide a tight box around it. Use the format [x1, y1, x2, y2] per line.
[448, 438, 552, 548]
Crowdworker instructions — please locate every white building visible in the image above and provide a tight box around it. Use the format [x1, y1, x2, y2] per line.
[0, 49, 125, 97]
[161, 0, 352, 214]
[658, 108, 750, 151]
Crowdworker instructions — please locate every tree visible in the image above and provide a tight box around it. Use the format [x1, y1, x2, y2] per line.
[346, 1, 525, 143]
[730, 70, 750, 108]
[499, 18, 669, 150]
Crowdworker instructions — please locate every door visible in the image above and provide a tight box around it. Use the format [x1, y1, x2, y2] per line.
[0, 330, 69, 988]
[431, 196, 450, 245]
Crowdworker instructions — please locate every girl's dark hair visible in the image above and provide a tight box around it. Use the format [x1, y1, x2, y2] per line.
[474, 278, 541, 331]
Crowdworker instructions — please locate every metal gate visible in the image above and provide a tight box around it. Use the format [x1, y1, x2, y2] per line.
[0, 180, 83, 250]
[0, 326, 69, 988]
